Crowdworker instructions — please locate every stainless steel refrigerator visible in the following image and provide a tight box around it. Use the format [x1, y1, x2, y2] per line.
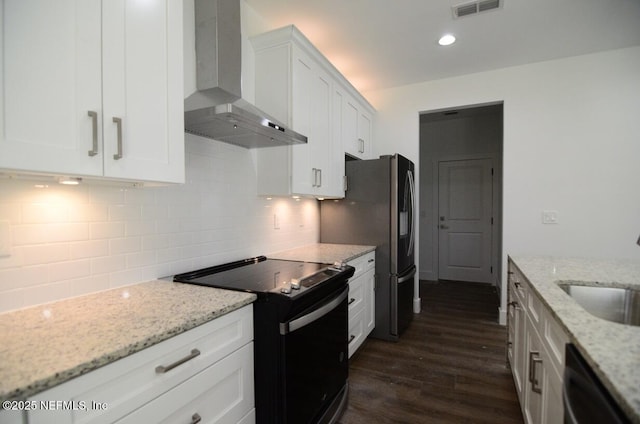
[320, 154, 416, 341]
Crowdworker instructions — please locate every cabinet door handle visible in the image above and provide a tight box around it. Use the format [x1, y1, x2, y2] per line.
[155, 349, 200, 374]
[528, 351, 543, 393]
[317, 168, 322, 187]
[532, 355, 543, 393]
[112, 117, 123, 160]
[312, 168, 317, 187]
[508, 301, 519, 310]
[358, 138, 365, 153]
[87, 111, 99, 157]
[348, 334, 356, 344]
[348, 297, 356, 305]
[190, 413, 202, 424]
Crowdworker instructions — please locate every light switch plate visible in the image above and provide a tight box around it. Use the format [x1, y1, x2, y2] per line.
[0, 220, 11, 257]
[542, 210, 559, 224]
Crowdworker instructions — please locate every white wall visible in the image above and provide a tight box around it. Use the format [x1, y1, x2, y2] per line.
[367, 46, 640, 322]
[0, 136, 319, 313]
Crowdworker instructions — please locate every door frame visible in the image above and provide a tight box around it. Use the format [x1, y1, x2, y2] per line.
[431, 152, 501, 285]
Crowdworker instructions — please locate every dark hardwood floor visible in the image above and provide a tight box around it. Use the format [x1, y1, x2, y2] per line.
[338, 280, 524, 424]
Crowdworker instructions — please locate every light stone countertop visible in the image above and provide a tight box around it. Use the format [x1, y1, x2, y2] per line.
[510, 256, 640, 423]
[269, 243, 376, 264]
[0, 280, 256, 402]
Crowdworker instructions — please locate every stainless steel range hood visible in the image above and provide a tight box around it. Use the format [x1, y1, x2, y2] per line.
[184, 0, 307, 148]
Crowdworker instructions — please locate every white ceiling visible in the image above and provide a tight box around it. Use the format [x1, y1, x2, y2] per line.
[244, 0, 640, 94]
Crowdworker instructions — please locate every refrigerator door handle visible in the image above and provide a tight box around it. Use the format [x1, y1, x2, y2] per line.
[407, 169, 416, 256]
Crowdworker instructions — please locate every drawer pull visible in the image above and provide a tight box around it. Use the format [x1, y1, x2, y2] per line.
[191, 413, 202, 424]
[348, 297, 356, 305]
[368, 258, 374, 263]
[348, 334, 356, 344]
[155, 349, 201, 374]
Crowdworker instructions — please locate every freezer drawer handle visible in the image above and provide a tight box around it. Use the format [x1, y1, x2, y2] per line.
[155, 349, 201, 374]
[280, 289, 347, 335]
[397, 267, 416, 284]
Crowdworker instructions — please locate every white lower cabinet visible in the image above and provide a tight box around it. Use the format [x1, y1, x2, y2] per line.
[115, 343, 254, 424]
[0, 410, 25, 424]
[347, 251, 376, 357]
[508, 258, 568, 424]
[27, 305, 254, 424]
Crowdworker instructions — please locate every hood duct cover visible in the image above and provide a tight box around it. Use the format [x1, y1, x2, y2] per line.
[184, 0, 307, 148]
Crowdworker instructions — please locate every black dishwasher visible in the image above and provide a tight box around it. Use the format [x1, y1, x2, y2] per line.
[563, 344, 630, 423]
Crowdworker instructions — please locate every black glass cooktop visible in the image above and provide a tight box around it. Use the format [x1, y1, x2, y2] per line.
[173, 256, 337, 296]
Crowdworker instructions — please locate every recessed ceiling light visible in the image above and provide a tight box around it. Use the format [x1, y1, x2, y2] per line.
[438, 34, 456, 46]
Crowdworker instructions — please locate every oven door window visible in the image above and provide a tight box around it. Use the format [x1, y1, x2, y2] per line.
[280, 287, 349, 423]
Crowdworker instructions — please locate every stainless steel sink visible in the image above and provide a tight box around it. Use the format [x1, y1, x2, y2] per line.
[560, 284, 640, 326]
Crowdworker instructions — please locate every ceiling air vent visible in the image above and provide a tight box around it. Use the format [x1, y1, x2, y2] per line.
[452, 0, 502, 18]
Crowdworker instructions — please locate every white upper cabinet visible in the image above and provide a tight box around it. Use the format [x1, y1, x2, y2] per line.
[253, 26, 343, 198]
[336, 88, 374, 160]
[0, 0, 184, 184]
[252, 25, 375, 198]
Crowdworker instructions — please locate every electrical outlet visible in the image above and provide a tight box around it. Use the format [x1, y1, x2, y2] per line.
[542, 210, 559, 224]
[0, 220, 11, 257]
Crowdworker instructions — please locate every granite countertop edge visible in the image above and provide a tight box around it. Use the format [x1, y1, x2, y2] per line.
[0, 281, 256, 402]
[268, 243, 376, 264]
[509, 255, 640, 423]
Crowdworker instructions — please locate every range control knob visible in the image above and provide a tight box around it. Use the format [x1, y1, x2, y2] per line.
[290, 279, 301, 290]
[280, 285, 292, 294]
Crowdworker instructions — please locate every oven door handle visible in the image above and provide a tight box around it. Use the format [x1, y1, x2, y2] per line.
[280, 288, 348, 335]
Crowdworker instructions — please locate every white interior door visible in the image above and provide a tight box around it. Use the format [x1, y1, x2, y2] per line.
[438, 158, 493, 282]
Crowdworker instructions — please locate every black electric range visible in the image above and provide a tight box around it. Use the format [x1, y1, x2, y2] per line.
[174, 256, 355, 424]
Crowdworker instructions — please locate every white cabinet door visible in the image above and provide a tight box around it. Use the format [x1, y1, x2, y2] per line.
[0, 0, 184, 184]
[0, 0, 103, 176]
[523, 315, 543, 424]
[101, 0, 184, 183]
[338, 89, 373, 160]
[358, 109, 373, 159]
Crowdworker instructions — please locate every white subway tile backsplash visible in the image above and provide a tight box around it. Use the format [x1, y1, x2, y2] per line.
[125, 251, 157, 269]
[70, 275, 110, 297]
[109, 237, 142, 255]
[91, 255, 126, 275]
[0, 265, 48, 290]
[0, 136, 319, 313]
[21, 202, 69, 224]
[109, 204, 142, 221]
[48, 259, 91, 282]
[69, 240, 110, 260]
[90, 222, 125, 240]
[22, 244, 70, 266]
[13, 223, 89, 245]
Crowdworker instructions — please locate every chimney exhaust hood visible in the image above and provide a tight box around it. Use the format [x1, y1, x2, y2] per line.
[184, 0, 307, 148]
